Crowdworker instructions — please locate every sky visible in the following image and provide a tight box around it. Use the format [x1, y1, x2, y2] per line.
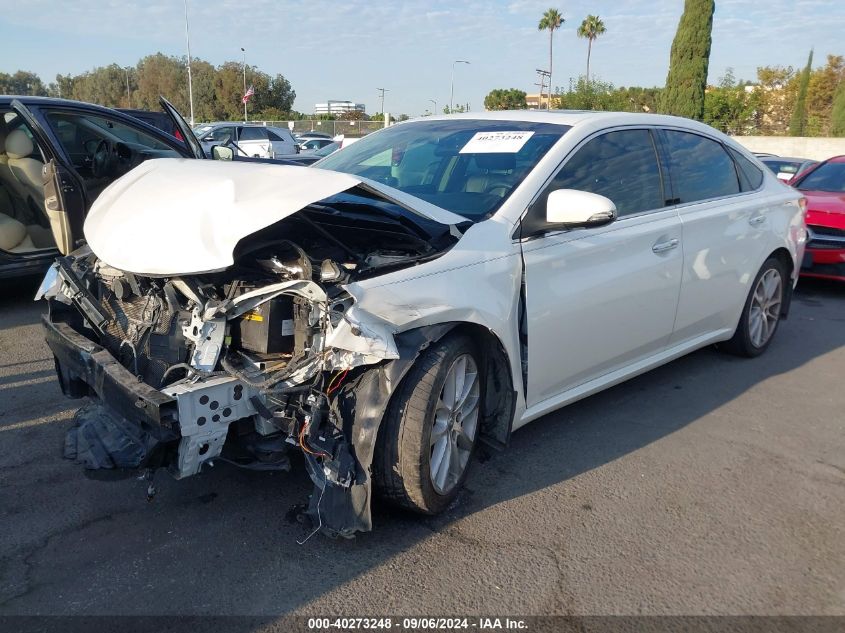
[1, 0, 843, 116]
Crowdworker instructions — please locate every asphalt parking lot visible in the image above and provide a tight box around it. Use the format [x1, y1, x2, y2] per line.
[0, 274, 843, 617]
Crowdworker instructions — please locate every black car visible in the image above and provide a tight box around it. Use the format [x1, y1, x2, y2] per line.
[0, 96, 232, 279]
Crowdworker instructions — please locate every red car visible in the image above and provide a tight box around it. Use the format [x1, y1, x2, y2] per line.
[790, 155, 845, 281]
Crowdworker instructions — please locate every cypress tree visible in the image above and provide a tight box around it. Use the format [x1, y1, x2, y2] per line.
[832, 81, 845, 137]
[660, 0, 715, 120]
[789, 50, 813, 137]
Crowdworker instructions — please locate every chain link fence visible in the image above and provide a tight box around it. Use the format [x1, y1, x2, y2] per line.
[249, 120, 387, 138]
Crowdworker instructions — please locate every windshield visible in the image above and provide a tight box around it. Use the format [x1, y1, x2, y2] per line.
[314, 141, 339, 157]
[796, 162, 845, 193]
[316, 119, 570, 221]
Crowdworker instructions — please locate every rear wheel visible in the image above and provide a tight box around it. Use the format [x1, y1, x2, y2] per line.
[722, 257, 786, 357]
[373, 334, 481, 514]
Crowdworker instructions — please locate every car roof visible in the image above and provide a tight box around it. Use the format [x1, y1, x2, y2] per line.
[0, 94, 140, 115]
[400, 109, 740, 137]
[198, 121, 273, 128]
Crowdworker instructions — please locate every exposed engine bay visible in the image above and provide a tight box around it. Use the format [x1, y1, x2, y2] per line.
[41, 186, 467, 538]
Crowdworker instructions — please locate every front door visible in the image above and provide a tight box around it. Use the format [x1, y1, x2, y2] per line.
[521, 128, 683, 407]
[13, 101, 189, 254]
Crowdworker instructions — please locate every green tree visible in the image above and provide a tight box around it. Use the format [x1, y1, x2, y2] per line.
[789, 49, 813, 136]
[704, 68, 759, 134]
[557, 76, 624, 110]
[0, 71, 48, 96]
[577, 15, 606, 81]
[484, 88, 527, 110]
[538, 8, 564, 109]
[68, 64, 132, 108]
[832, 81, 845, 136]
[660, 0, 715, 120]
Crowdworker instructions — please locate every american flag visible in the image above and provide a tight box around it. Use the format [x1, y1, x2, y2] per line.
[241, 85, 255, 104]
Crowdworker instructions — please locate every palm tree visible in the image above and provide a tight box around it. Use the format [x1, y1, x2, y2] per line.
[538, 8, 564, 109]
[577, 15, 606, 81]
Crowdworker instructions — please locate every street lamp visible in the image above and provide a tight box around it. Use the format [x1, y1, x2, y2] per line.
[377, 87, 389, 126]
[241, 47, 247, 122]
[429, 99, 437, 116]
[184, 0, 195, 125]
[449, 60, 469, 113]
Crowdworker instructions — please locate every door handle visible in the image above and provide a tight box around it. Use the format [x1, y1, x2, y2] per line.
[749, 214, 766, 226]
[652, 238, 679, 254]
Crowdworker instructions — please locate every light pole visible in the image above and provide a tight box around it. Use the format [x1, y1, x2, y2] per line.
[241, 47, 247, 122]
[184, 0, 195, 125]
[376, 87, 389, 123]
[124, 67, 131, 108]
[429, 99, 437, 116]
[449, 60, 469, 113]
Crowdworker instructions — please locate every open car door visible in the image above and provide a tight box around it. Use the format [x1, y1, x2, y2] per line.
[10, 99, 84, 255]
[159, 96, 205, 159]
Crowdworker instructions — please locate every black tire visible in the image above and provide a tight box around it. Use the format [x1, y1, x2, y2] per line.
[373, 334, 482, 514]
[721, 256, 787, 358]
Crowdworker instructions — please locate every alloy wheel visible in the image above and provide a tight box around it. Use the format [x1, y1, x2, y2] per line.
[429, 353, 480, 495]
[748, 268, 783, 348]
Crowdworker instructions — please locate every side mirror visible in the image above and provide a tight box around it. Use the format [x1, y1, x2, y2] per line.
[211, 145, 234, 161]
[546, 189, 617, 228]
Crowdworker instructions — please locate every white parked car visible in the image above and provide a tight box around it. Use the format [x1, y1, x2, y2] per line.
[39, 112, 805, 538]
[193, 122, 298, 158]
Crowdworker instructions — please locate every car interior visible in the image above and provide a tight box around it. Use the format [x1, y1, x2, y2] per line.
[0, 113, 56, 253]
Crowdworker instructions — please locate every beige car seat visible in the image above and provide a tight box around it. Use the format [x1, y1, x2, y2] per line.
[6, 130, 45, 209]
[0, 122, 33, 206]
[0, 212, 35, 252]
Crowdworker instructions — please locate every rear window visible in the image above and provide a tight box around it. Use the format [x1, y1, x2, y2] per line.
[662, 130, 740, 203]
[239, 127, 267, 141]
[729, 148, 764, 191]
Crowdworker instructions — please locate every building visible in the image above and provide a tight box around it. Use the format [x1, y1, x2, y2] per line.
[525, 93, 554, 110]
[314, 100, 366, 116]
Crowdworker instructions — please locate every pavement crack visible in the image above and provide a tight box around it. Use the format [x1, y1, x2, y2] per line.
[0, 510, 128, 608]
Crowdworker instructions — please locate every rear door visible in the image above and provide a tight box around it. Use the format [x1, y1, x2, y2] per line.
[657, 129, 768, 344]
[237, 126, 270, 157]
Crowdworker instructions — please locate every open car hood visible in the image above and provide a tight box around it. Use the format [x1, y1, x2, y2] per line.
[83, 158, 466, 276]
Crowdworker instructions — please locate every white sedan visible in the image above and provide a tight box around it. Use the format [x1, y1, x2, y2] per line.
[41, 111, 805, 538]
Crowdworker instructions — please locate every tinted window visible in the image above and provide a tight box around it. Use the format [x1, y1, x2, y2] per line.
[539, 129, 664, 217]
[729, 148, 764, 190]
[795, 162, 845, 193]
[267, 130, 283, 141]
[239, 127, 267, 141]
[206, 126, 234, 143]
[662, 130, 740, 203]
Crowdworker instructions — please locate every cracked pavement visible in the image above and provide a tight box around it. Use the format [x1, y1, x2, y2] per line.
[0, 275, 843, 616]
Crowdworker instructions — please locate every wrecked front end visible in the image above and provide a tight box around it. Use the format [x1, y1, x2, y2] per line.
[40, 161, 467, 538]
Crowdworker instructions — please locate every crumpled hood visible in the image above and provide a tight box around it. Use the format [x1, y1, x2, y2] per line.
[83, 158, 466, 276]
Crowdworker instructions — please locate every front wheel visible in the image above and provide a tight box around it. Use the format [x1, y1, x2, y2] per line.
[722, 257, 787, 357]
[373, 334, 482, 515]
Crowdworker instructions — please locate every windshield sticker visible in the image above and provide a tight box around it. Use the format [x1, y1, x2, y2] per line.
[459, 131, 535, 154]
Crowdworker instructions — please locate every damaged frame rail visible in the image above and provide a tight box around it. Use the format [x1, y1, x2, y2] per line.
[40, 260, 508, 538]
